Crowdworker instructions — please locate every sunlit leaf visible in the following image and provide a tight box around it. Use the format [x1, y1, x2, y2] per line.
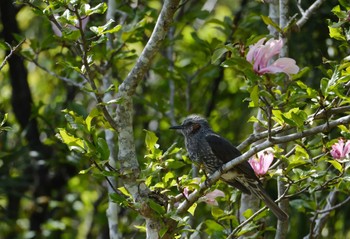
[329, 26, 346, 41]
[242, 208, 254, 219]
[328, 160, 343, 173]
[83, 3, 107, 16]
[144, 130, 159, 152]
[134, 225, 146, 232]
[78, 165, 94, 174]
[118, 187, 132, 197]
[187, 202, 197, 216]
[57, 128, 85, 150]
[86, 108, 99, 132]
[249, 85, 259, 107]
[163, 171, 174, 183]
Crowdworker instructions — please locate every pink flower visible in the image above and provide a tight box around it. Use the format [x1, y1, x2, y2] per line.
[248, 148, 274, 176]
[198, 189, 225, 206]
[330, 139, 350, 160]
[182, 179, 225, 206]
[246, 38, 299, 76]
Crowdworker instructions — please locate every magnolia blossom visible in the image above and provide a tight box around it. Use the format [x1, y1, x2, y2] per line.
[198, 189, 225, 206]
[248, 148, 274, 176]
[330, 139, 350, 160]
[246, 38, 299, 76]
[183, 181, 225, 206]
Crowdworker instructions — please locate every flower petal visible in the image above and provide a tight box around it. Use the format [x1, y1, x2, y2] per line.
[259, 57, 299, 75]
[199, 189, 225, 206]
[246, 38, 266, 63]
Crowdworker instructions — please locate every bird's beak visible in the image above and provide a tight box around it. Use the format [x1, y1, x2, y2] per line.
[169, 125, 184, 130]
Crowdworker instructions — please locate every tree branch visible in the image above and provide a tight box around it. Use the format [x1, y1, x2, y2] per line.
[176, 114, 350, 214]
[118, 0, 180, 96]
[303, 190, 338, 239]
[114, 0, 180, 238]
[238, 105, 350, 151]
[0, 39, 26, 71]
[296, 0, 327, 29]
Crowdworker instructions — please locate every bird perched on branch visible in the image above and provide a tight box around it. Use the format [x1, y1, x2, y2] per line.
[170, 115, 288, 221]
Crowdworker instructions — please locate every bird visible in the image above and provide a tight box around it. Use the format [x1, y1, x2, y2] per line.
[170, 114, 288, 221]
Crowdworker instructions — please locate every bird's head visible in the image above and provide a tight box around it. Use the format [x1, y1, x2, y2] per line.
[169, 115, 210, 137]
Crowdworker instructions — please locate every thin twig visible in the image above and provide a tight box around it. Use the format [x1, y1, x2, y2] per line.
[0, 39, 26, 71]
[316, 195, 350, 214]
[238, 105, 350, 151]
[72, 7, 119, 132]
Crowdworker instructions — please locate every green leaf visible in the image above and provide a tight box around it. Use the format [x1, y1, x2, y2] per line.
[328, 160, 343, 173]
[329, 26, 346, 41]
[110, 193, 129, 207]
[295, 145, 309, 159]
[118, 187, 132, 197]
[247, 115, 259, 123]
[188, 202, 197, 216]
[249, 85, 259, 107]
[261, 15, 282, 32]
[280, 108, 307, 128]
[165, 159, 186, 169]
[90, 19, 121, 36]
[134, 225, 146, 232]
[86, 108, 99, 132]
[339, 0, 350, 9]
[331, 5, 348, 18]
[211, 47, 228, 65]
[79, 165, 94, 174]
[211, 207, 224, 219]
[148, 199, 166, 215]
[204, 219, 225, 235]
[144, 130, 159, 152]
[57, 128, 85, 151]
[0, 113, 8, 127]
[159, 227, 169, 238]
[242, 208, 254, 219]
[291, 111, 306, 128]
[82, 3, 108, 16]
[103, 24, 122, 35]
[163, 171, 174, 183]
[272, 109, 284, 126]
[97, 137, 110, 161]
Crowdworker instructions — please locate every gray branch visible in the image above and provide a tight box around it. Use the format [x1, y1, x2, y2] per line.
[296, 0, 327, 29]
[118, 0, 180, 96]
[176, 114, 350, 214]
[114, 0, 180, 238]
[303, 191, 338, 239]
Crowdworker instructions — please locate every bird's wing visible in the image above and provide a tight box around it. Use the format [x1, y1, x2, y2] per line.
[205, 133, 258, 181]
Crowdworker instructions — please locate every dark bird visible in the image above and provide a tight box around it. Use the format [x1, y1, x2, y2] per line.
[170, 115, 288, 221]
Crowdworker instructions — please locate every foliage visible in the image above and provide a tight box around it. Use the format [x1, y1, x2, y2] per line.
[0, 0, 350, 238]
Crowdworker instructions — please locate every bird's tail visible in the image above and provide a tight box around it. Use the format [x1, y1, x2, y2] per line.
[249, 183, 288, 221]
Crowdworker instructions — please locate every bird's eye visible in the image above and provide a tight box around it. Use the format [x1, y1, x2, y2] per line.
[191, 123, 201, 134]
